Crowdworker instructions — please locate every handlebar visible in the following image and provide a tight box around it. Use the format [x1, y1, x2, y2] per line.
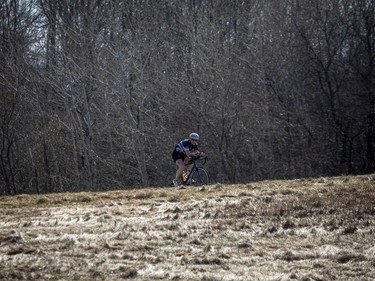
[189, 155, 208, 164]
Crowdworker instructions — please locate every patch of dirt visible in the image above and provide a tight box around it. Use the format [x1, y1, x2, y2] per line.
[0, 174, 374, 280]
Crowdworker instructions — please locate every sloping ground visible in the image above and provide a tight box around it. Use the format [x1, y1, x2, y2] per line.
[0, 174, 374, 281]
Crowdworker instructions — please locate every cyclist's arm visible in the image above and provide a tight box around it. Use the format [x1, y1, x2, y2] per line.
[190, 143, 204, 156]
[186, 150, 198, 157]
[182, 140, 205, 157]
[189, 150, 205, 157]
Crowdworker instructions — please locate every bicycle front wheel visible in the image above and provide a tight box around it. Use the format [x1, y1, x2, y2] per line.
[190, 167, 210, 186]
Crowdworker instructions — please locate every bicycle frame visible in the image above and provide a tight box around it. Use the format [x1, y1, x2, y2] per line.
[182, 156, 207, 184]
[164, 155, 209, 187]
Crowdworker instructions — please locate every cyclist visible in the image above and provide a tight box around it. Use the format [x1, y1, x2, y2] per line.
[171, 132, 205, 187]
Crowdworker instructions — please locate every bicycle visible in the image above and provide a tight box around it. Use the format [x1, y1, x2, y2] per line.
[165, 155, 210, 187]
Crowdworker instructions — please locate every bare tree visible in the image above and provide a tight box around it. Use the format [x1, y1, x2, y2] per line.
[1, 0, 373, 194]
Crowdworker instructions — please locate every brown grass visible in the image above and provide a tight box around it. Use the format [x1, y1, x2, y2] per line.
[0, 174, 374, 280]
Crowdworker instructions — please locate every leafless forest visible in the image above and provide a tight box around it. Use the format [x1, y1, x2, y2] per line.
[0, 174, 374, 280]
[1, 0, 375, 195]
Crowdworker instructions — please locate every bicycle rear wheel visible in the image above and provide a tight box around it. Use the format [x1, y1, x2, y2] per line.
[164, 169, 181, 187]
[190, 167, 210, 186]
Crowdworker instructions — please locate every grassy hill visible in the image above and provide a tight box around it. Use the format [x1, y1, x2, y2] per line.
[0, 174, 374, 281]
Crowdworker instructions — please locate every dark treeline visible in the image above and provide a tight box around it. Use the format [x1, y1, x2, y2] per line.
[1, 0, 374, 195]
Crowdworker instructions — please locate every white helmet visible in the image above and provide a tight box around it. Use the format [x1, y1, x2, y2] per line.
[189, 132, 199, 141]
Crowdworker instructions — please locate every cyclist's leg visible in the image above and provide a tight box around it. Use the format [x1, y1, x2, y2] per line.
[174, 159, 185, 181]
[171, 150, 186, 186]
[185, 165, 193, 176]
[165, 169, 178, 186]
[183, 157, 193, 176]
[173, 150, 186, 177]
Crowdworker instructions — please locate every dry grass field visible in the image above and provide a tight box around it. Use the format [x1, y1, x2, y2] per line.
[0, 174, 374, 281]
